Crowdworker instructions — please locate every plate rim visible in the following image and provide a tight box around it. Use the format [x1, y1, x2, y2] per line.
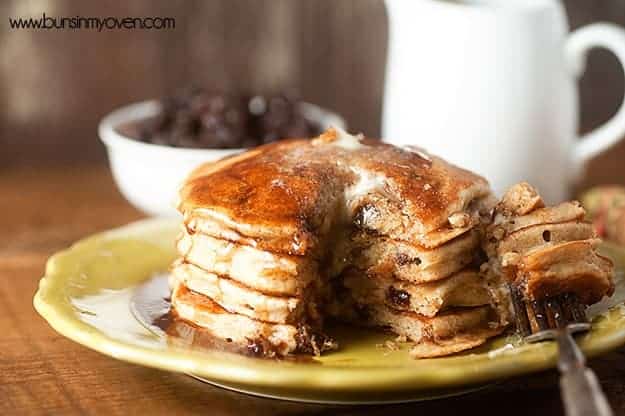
[187, 374, 495, 404]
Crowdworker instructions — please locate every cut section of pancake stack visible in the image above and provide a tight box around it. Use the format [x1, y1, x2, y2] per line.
[170, 227, 337, 357]
[327, 214, 508, 358]
[484, 182, 614, 305]
[170, 128, 510, 358]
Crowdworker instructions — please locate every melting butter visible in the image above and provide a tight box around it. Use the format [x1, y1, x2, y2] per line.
[332, 126, 365, 150]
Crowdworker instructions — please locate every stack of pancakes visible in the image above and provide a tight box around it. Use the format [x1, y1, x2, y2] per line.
[484, 182, 614, 305]
[170, 128, 509, 358]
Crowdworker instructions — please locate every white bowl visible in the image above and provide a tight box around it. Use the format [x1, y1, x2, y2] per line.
[99, 100, 346, 217]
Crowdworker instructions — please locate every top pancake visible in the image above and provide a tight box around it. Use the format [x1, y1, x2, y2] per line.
[179, 128, 492, 255]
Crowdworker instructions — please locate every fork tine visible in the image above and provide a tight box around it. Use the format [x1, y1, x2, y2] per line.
[528, 298, 549, 333]
[509, 285, 532, 336]
[568, 294, 588, 323]
[545, 296, 567, 329]
[560, 293, 576, 323]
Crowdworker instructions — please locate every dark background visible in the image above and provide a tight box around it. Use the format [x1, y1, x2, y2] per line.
[1, 0, 624, 189]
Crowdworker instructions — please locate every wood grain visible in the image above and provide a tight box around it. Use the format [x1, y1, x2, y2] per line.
[2, 165, 625, 415]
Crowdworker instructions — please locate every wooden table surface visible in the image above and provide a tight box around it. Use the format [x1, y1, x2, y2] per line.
[2, 164, 625, 416]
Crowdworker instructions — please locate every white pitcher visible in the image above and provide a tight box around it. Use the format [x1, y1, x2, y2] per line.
[383, 0, 625, 202]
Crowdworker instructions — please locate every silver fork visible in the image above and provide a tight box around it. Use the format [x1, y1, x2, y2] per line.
[509, 287, 613, 416]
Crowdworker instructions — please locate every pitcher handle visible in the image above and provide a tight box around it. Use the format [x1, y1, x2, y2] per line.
[566, 23, 625, 171]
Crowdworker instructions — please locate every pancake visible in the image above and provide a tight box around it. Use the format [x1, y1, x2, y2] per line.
[390, 306, 505, 359]
[170, 261, 306, 324]
[179, 128, 493, 255]
[521, 240, 614, 303]
[490, 201, 586, 237]
[177, 228, 316, 296]
[326, 293, 505, 358]
[351, 229, 481, 284]
[493, 220, 596, 258]
[341, 268, 492, 318]
[408, 323, 505, 358]
[171, 283, 336, 357]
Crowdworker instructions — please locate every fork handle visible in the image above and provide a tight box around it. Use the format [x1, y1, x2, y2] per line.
[558, 331, 613, 416]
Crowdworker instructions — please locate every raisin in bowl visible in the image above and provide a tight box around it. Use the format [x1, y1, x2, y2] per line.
[99, 95, 345, 217]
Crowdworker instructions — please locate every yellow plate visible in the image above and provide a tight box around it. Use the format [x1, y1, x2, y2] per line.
[34, 218, 625, 404]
